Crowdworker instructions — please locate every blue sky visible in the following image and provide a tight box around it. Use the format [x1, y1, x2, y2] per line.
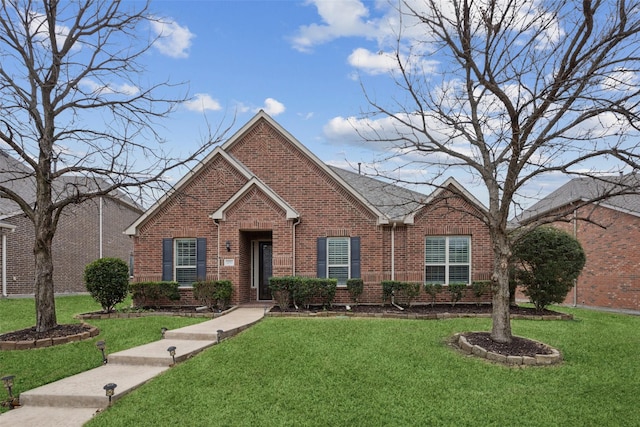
[146, 1, 384, 160]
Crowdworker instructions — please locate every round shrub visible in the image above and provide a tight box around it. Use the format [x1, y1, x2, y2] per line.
[84, 257, 130, 313]
[512, 226, 586, 311]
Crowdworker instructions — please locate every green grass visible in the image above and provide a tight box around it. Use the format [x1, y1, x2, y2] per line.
[0, 295, 208, 413]
[82, 307, 640, 427]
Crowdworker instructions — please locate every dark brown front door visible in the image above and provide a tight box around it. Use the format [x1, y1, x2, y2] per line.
[258, 242, 273, 300]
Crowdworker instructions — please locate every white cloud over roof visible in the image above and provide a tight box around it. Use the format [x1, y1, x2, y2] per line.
[183, 93, 222, 112]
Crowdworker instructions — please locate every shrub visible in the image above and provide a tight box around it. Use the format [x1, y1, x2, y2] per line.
[423, 283, 443, 307]
[129, 281, 180, 307]
[403, 282, 421, 307]
[512, 226, 586, 311]
[381, 280, 398, 305]
[84, 257, 130, 313]
[269, 276, 295, 310]
[471, 280, 491, 306]
[315, 278, 337, 309]
[346, 278, 364, 306]
[193, 280, 233, 310]
[290, 276, 314, 309]
[447, 283, 467, 307]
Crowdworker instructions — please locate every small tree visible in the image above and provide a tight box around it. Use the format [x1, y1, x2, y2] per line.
[512, 227, 586, 311]
[85, 258, 129, 313]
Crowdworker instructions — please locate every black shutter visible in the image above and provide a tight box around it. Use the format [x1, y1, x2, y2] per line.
[162, 238, 173, 281]
[196, 237, 207, 281]
[350, 236, 361, 279]
[317, 237, 327, 278]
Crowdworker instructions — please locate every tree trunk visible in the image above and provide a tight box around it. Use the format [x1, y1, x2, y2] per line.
[33, 187, 57, 332]
[490, 231, 512, 343]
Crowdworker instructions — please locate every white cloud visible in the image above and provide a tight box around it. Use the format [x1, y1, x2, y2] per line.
[79, 78, 140, 96]
[260, 98, 286, 116]
[150, 18, 194, 58]
[183, 93, 222, 112]
[291, 0, 377, 52]
[348, 48, 439, 76]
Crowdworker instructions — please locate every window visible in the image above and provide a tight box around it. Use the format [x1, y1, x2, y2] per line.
[425, 236, 470, 285]
[175, 238, 197, 285]
[328, 237, 350, 285]
[317, 236, 360, 286]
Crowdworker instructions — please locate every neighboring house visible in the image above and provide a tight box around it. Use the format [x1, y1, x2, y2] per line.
[517, 175, 640, 312]
[0, 150, 143, 296]
[126, 111, 494, 306]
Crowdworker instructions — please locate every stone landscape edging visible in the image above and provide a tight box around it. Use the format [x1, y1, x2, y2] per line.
[0, 323, 99, 351]
[453, 332, 563, 366]
[266, 309, 573, 321]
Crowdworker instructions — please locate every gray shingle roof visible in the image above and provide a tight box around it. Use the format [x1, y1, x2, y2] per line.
[329, 165, 428, 221]
[518, 174, 640, 223]
[0, 150, 141, 218]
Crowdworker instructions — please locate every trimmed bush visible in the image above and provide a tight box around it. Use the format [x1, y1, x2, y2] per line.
[314, 278, 337, 309]
[193, 280, 233, 310]
[84, 257, 130, 313]
[423, 283, 443, 307]
[269, 276, 296, 310]
[512, 226, 586, 311]
[472, 280, 491, 306]
[130, 281, 180, 307]
[447, 283, 467, 307]
[346, 278, 364, 306]
[403, 282, 421, 307]
[381, 281, 419, 307]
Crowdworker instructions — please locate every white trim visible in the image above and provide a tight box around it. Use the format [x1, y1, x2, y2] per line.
[0, 222, 16, 297]
[210, 178, 299, 221]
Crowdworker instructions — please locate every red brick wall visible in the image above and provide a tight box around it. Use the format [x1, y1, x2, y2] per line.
[2, 197, 140, 295]
[132, 117, 495, 307]
[554, 205, 640, 311]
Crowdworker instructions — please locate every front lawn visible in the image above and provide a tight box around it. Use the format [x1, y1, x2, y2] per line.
[0, 295, 208, 413]
[86, 307, 640, 426]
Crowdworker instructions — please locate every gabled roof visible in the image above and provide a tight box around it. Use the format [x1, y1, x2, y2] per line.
[518, 174, 640, 223]
[222, 111, 391, 225]
[126, 111, 487, 235]
[210, 177, 299, 221]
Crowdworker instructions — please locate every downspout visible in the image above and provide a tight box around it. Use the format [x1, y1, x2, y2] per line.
[573, 208, 578, 307]
[292, 218, 301, 276]
[390, 221, 404, 310]
[99, 197, 104, 258]
[2, 233, 7, 297]
[213, 219, 221, 280]
[391, 222, 396, 280]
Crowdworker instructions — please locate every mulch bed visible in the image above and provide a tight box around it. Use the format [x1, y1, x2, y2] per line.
[0, 324, 89, 342]
[463, 331, 553, 356]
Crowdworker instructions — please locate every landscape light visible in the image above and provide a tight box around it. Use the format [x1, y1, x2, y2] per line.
[96, 340, 108, 364]
[103, 383, 117, 406]
[161, 327, 168, 339]
[167, 346, 177, 365]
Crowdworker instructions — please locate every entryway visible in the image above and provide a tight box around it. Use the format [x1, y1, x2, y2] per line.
[255, 240, 273, 301]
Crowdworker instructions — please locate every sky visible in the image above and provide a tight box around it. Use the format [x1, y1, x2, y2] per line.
[147, 0, 397, 177]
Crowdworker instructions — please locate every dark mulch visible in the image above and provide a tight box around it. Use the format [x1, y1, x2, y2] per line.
[270, 303, 558, 316]
[463, 331, 552, 356]
[0, 324, 88, 342]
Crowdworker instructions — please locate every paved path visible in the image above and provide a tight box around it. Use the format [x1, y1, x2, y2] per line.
[0, 306, 267, 426]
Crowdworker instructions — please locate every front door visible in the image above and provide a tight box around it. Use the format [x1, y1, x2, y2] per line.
[258, 242, 273, 300]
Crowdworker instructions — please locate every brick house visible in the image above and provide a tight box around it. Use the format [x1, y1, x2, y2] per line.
[0, 150, 143, 296]
[126, 111, 494, 306]
[518, 175, 640, 312]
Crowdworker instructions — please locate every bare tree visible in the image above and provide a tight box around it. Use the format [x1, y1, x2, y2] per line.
[361, 0, 640, 342]
[0, 0, 228, 332]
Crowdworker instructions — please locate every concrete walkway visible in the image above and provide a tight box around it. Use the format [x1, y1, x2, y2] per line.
[0, 306, 267, 427]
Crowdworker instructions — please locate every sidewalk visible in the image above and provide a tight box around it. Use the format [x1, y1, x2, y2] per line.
[0, 306, 267, 427]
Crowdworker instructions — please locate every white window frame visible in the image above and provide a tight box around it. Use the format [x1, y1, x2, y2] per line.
[327, 237, 350, 286]
[424, 236, 471, 285]
[174, 238, 197, 286]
